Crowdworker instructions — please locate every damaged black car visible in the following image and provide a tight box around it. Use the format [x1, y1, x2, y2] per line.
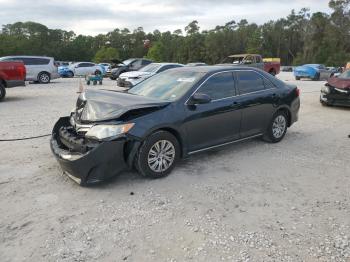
[51, 66, 300, 186]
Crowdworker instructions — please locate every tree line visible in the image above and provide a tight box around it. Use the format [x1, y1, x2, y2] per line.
[0, 0, 349, 66]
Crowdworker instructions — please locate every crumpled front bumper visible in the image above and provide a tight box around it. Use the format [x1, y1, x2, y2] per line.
[50, 117, 128, 186]
[321, 87, 350, 107]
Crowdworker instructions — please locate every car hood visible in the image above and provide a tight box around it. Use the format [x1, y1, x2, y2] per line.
[327, 77, 350, 90]
[120, 71, 153, 78]
[76, 89, 170, 122]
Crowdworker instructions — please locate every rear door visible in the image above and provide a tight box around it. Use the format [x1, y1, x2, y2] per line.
[235, 70, 277, 137]
[184, 71, 241, 152]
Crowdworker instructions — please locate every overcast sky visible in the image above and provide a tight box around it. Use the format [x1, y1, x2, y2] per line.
[0, 0, 331, 35]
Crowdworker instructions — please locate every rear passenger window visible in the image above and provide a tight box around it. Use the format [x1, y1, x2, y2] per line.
[237, 71, 265, 95]
[198, 72, 235, 100]
[22, 58, 50, 65]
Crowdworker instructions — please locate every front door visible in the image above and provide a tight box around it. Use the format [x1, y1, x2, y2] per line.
[184, 71, 241, 152]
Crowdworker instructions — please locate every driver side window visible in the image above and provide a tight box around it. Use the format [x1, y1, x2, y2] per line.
[197, 72, 236, 101]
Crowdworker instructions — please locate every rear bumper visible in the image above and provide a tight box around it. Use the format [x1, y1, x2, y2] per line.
[50, 117, 128, 186]
[6, 80, 25, 88]
[51, 72, 60, 80]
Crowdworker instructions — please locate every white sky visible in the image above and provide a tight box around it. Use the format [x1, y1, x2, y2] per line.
[0, 0, 332, 35]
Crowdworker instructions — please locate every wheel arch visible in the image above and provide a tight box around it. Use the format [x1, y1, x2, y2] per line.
[37, 71, 51, 80]
[0, 78, 6, 87]
[275, 106, 292, 127]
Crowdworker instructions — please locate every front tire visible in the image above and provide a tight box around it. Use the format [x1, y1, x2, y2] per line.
[38, 72, 50, 84]
[0, 83, 6, 101]
[263, 111, 288, 143]
[135, 131, 180, 178]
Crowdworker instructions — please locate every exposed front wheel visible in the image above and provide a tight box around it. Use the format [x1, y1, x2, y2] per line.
[0, 83, 6, 101]
[38, 72, 50, 84]
[263, 111, 288, 143]
[269, 70, 276, 76]
[135, 131, 180, 178]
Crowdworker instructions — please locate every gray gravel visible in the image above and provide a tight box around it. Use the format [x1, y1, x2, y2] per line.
[0, 73, 349, 262]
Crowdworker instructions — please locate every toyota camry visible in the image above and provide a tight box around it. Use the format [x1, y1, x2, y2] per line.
[51, 66, 300, 186]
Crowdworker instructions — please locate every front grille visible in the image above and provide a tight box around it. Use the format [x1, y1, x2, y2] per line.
[59, 126, 89, 153]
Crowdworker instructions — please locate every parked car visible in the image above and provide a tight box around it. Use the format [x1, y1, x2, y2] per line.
[320, 71, 350, 107]
[281, 66, 294, 72]
[0, 61, 26, 101]
[99, 63, 111, 72]
[0, 56, 59, 84]
[68, 62, 105, 77]
[220, 54, 281, 76]
[117, 63, 184, 88]
[222, 54, 281, 76]
[58, 66, 73, 78]
[294, 64, 335, 81]
[110, 58, 152, 80]
[50, 66, 300, 186]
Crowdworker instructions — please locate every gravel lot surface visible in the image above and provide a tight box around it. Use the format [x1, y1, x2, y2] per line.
[0, 73, 349, 262]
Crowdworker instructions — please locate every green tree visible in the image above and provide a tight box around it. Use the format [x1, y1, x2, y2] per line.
[93, 47, 119, 63]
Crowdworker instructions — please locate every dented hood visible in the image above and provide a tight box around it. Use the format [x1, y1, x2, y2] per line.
[76, 89, 170, 122]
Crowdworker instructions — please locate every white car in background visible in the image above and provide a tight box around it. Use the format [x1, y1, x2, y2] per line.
[0, 55, 59, 84]
[69, 62, 105, 76]
[117, 63, 184, 88]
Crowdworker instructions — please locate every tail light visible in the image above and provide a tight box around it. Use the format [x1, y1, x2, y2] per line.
[296, 87, 300, 97]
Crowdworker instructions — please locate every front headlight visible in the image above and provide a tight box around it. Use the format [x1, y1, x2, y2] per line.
[85, 123, 134, 140]
[321, 86, 330, 94]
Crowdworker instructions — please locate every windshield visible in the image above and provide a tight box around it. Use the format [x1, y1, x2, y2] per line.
[139, 63, 162, 73]
[339, 70, 350, 79]
[122, 59, 135, 65]
[128, 70, 205, 101]
[221, 56, 245, 64]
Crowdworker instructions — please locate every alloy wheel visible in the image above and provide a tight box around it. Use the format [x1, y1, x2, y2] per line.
[272, 115, 287, 139]
[40, 73, 50, 83]
[147, 140, 176, 173]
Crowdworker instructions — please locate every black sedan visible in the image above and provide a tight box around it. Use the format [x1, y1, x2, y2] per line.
[51, 66, 300, 186]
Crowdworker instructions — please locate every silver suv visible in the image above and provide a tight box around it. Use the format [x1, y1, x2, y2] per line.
[0, 56, 59, 83]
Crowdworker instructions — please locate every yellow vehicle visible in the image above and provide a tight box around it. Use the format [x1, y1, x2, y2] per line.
[345, 62, 350, 70]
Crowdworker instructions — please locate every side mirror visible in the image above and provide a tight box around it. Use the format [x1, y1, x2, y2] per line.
[189, 93, 211, 105]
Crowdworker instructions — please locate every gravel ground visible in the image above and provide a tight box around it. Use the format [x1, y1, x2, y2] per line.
[0, 73, 349, 262]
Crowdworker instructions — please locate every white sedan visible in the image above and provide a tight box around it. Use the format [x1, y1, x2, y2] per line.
[69, 62, 105, 76]
[117, 63, 184, 88]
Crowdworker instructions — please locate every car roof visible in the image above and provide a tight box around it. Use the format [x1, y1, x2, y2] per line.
[171, 65, 265, 74]
[152, 63, 184, 66]
[228, 54, 261, 58]
[1, 55, 54, 59]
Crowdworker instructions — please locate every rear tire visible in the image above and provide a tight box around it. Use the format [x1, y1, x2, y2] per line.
[67, 71, 74, 78]
[135, 131, 180, 178]
[263, 111, 288, 143]
[269, 70, 276, 76]
[312, 73, 320, 81]
[38, 72, 50, 84]
[0, 83, 6, 101]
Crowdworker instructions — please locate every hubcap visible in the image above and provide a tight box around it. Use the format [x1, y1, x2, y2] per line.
[148, 140, 175, 173]
[40, 74, 49, 83]
[272, 115, 286, 139]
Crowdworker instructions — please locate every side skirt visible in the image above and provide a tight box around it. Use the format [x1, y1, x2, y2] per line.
[187, 134, 263, 155]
